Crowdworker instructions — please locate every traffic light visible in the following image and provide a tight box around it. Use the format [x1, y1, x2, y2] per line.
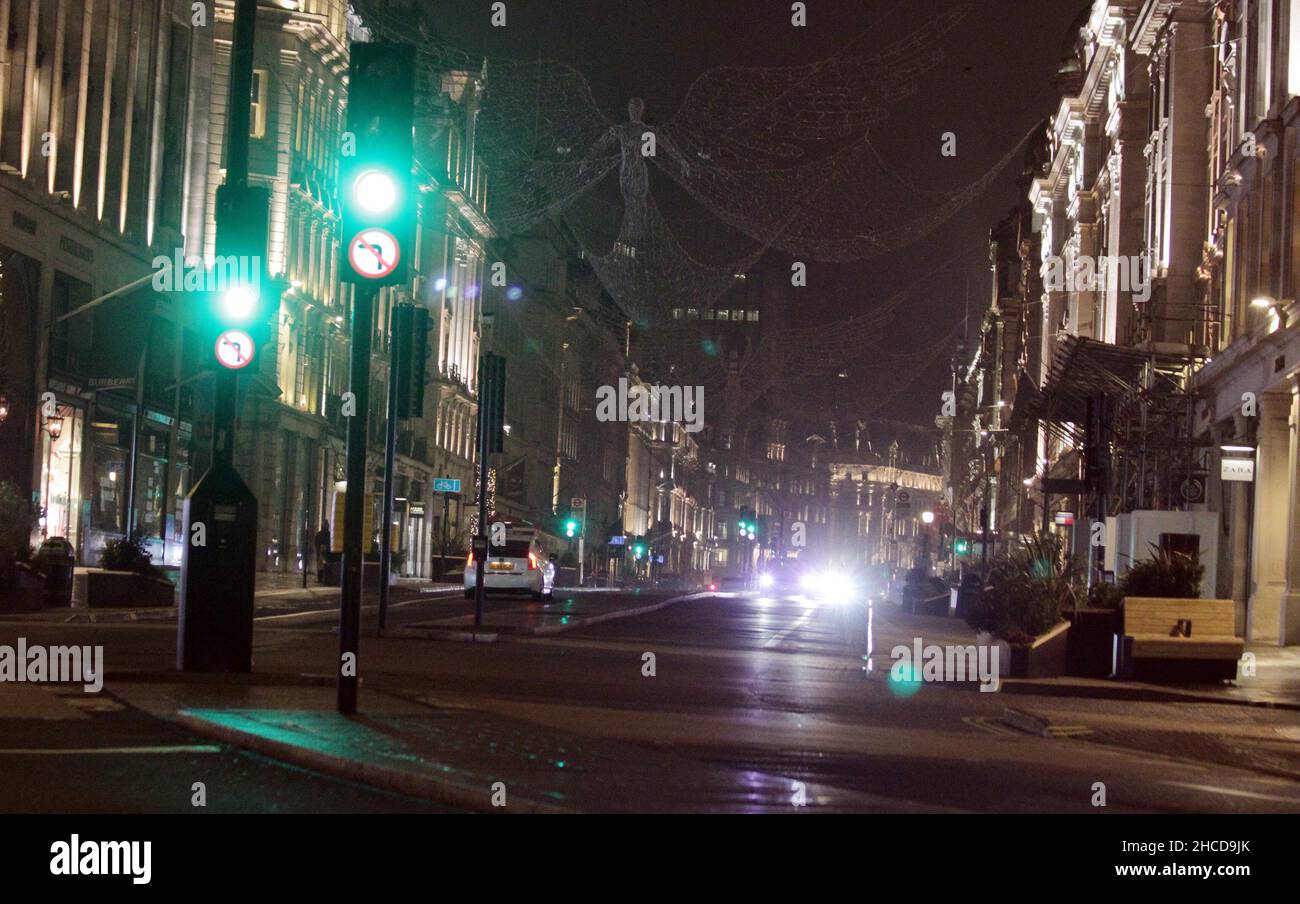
[477, 353, 506, 454]
[340, 43, 414, 287]
[394, 304, 430, 419]
[210, 183, 277, 371]
[564, 517, 579, 539]
[633, 542, 646, 559]
[955, 538, 970, 556]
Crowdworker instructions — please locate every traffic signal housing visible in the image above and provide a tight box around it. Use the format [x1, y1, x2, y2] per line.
[340, 42, 415, 287]
[564, 517, 579, 539]
[209, 183, 278, 370]
[394, 304, 429, 419]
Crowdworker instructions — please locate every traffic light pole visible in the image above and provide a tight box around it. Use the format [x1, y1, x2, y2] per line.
[338, 283, 375, 714]
[176, 0, 258, 674]
[473, 389, 488, 629]
[378, 303, 403, 632]
[210, 0, 257, 469]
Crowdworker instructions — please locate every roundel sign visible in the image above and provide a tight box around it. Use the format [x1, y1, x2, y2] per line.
[215, 329, 255, 370]
[347, 228, 400, 280]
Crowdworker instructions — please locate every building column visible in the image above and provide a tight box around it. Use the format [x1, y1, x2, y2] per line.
[1247, 391, 1293, 643]
[1282, 379, 1300, 644]
[1227, 414, 1251, 635]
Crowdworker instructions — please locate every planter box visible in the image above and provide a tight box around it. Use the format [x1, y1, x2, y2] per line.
[1064, 608, 1123, 678]
[1006, 621, 1070, 678]
[73, 568, 175, 608]
[0, 566, 47, 612]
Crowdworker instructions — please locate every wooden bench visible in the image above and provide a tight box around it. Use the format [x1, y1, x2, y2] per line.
[1116, 597, 1243, 681]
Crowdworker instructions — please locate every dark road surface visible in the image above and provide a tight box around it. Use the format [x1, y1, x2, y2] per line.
[2, 588, 1299, 812]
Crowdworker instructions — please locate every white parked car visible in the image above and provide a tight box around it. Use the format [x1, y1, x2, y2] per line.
[464, 534, 553, 600]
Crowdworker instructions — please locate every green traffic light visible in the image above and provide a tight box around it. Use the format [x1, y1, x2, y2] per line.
[354, 168, 398, 214]
[955, 539, 969, 555]
[565, 519, 577, 538]
[219, 285, 259, 322]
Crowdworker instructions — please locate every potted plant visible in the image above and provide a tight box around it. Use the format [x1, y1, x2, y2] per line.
[965, 532, 1078, 678]
[1120, 545, 1204, 599]
[78, 532, 174, 608]
[1063, 579, 1125, 677]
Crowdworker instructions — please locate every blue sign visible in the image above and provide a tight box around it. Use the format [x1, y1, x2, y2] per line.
[433, 478, 461, 494]
[609, 535, 626, 546]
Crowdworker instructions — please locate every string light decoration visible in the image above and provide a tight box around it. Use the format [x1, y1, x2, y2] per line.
[350, 1, 1024, 321]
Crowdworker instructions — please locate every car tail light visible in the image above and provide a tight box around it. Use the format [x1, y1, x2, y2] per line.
[528, 552, 538, 570]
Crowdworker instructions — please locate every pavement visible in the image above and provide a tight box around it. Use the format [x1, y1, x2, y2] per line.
[0, 573, 462, 624]
[2, 586, 1299, 813]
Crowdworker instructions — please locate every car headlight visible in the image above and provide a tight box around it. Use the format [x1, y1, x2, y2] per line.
[825, 572, 855, 601]
[758, 573, 775, 590]
[799, 573, 818, 592]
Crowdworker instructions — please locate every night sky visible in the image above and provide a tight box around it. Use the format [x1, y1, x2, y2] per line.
[394, 0, 1094, 428]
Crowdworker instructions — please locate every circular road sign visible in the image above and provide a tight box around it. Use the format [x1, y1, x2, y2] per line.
[215, 329, 255, 370]
[347, 228, 400, 279]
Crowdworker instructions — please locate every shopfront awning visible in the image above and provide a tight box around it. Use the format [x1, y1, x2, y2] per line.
[1010, 335, 1150, 430]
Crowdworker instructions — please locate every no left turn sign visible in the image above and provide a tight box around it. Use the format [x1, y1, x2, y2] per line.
[347, 228, 400, 279]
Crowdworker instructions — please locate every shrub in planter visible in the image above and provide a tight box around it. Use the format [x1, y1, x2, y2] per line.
[1087, 581, 1125, 610]
[0, 480, 37, 596]
[87, 533, 172, 607]
[100, 533, 162, 578]
[966, 532, 1079, 641]
[1120, 545, 1204, 599]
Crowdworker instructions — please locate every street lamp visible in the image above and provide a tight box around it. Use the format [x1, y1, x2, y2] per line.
[1251, 296, 1290, 328]
[921, 510, 935, 525]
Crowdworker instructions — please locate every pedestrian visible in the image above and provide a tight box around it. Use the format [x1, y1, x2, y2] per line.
[314, 521, 331, 582]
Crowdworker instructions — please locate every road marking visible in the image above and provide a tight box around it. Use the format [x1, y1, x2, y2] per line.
[963, 716, 1022, 737]
[763, 609, 817, 649]
[1045, 725, 1093, 738]
[255, 591, 459, 622]
[1159, 780, 1300, 803]
[0, 744, 222, 755]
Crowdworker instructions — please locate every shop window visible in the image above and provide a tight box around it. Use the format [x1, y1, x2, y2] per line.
[250, 70, 269, 140]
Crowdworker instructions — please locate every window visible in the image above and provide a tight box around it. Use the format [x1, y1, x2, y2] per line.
[732, 310, 743, 321]
[294, 79, 305, 151]
[687, 308, 699, 319]
[672, 308, 683, 319]
[250, 70, 268, 139]
[747, 310, 759, 321]
[1289, 0, 1300, 98]
[717, 309, 729, 321]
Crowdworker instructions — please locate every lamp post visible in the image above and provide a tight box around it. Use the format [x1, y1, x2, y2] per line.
[41, 414, 65, 538]
[921, 509, 934, 573]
